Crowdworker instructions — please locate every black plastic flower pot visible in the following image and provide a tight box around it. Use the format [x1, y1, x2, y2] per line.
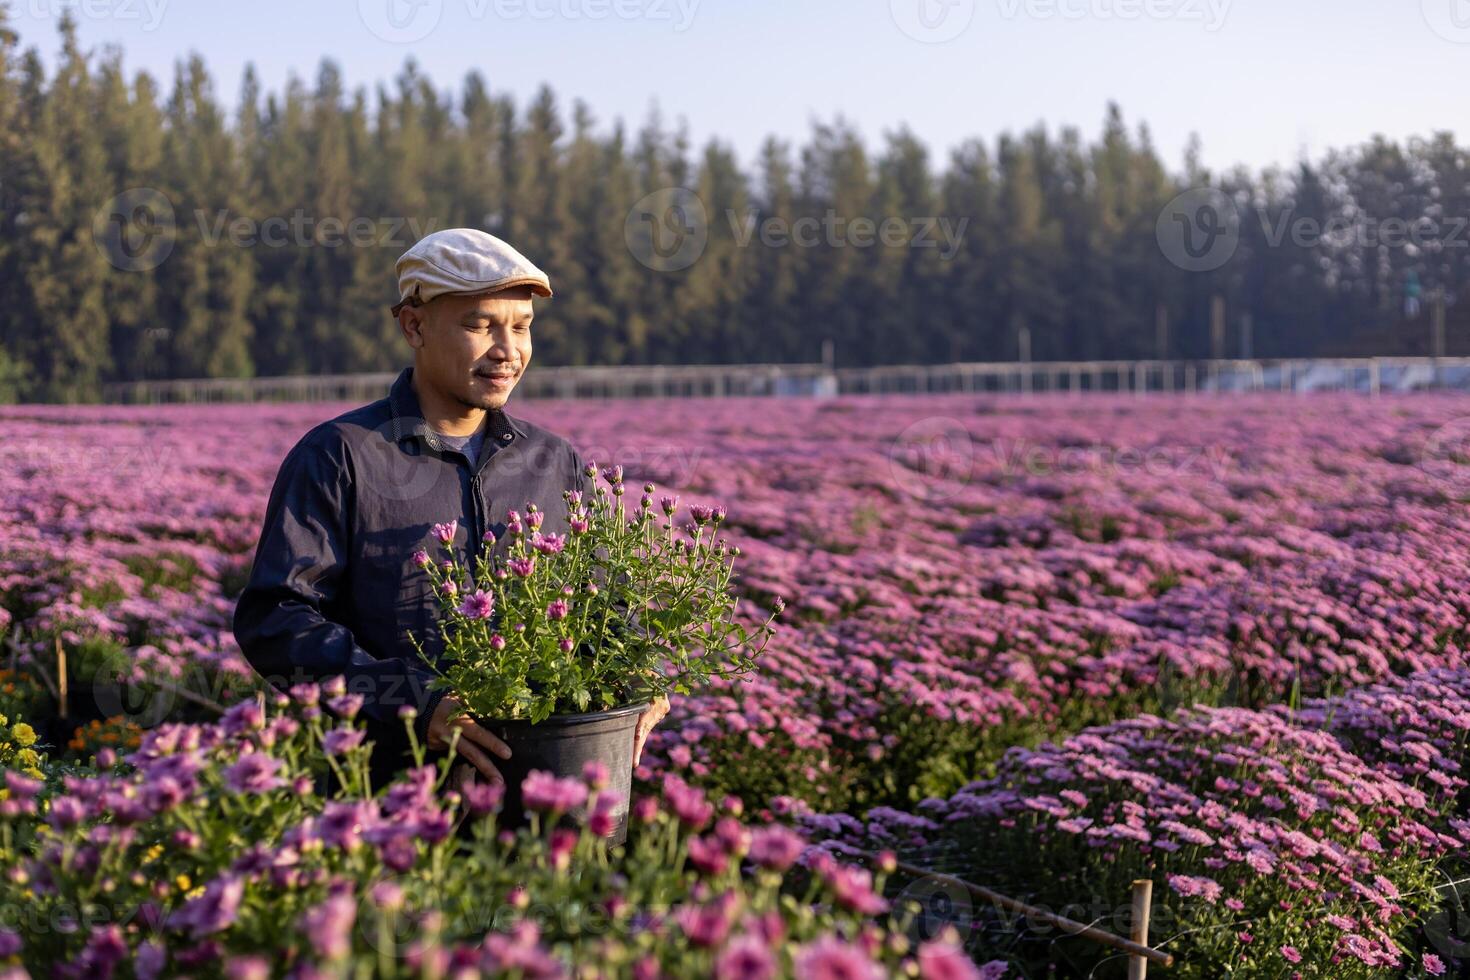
[476, 701, 647, 847]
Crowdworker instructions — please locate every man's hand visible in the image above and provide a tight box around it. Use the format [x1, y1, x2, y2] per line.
[633, 694, 670, 768]
[427, 696, 511, 787]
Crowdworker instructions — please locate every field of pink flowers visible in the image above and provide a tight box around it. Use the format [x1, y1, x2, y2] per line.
[0, 392, 1467, 977]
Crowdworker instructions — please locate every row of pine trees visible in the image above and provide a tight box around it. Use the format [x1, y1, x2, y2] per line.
[0, 11, 1466, 402]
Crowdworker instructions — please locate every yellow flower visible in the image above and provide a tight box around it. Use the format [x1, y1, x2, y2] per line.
[185, 886, 205, 900]
[11, 724, 35, 748]
[16, 749, 38, 767]
[175, 874, 191, 892]
[145, 844, 164, 863]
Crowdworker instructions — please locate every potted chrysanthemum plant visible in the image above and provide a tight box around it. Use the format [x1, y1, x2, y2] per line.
[409, 462, 781, 843]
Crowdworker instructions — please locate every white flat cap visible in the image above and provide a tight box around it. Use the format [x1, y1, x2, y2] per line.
[392, 228, 552, 314]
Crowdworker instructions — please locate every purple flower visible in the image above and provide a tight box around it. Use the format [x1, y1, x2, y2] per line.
[223, 752, 283, 795]
[134, 940, 166, 980]
[545, 599, 570, 621]
[674, 893, 739, 948]
[479, 920, 564, 978]
[220, 700, 264, 736]
[288, 683, 320, 707]
[458, 589, 496, 620]
[5, 771, 41, 801]
[432, 521, 457, 544]
[582, 761, 610, 789]
[918, 940, 984, 980]
[322, 728, 365, 756]
[170, 874, 244, 938]
[714, 935, 777, 980]
[587, 792, 621, 837]
[1166, 874, 1222, 904]
[369, 881, 405, 912]
[691, 835, 732, 876]
[327, 694, 365, 720]
[300, 883, 356, 961]
[463, 779, 505, 816]
[224, 956, 271, 980]
[532, 533, 567, 555]
[821, 863, 887, 915]
[792, 935, 883, 980]
[521, 771, 588, 814]
[318, 800, 377, 851]
[412, 550, 431, 568]
[508, 557, 537, 577]
[662, 774, 714, 830]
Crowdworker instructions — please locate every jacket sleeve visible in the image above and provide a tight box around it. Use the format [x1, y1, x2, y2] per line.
[233, 432, 442, 740]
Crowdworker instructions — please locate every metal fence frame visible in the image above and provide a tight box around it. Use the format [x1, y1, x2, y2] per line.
[99, 356, 1470, 404]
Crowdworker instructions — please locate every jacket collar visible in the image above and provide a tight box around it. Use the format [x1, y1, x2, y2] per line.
[387, 366, 528, 447]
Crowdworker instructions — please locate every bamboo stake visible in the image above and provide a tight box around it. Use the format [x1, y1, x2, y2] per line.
[878, 855, 1174, 968]
[55, 635, 68, 720]
[1129, 879, 1154, 979]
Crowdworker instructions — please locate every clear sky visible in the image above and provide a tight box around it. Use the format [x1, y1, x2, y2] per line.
[9, 0, 1468, 176]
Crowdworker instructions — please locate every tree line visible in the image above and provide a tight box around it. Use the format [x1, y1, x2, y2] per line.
[0, 10, 1465, 402]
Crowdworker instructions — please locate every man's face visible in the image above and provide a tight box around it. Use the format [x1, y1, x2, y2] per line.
[400, 287, 535, 411]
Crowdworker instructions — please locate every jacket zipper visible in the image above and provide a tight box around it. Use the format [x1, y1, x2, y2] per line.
[469, 472, 486, 571]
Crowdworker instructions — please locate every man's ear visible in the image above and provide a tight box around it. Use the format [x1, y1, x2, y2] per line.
[399, 305, 428, 349]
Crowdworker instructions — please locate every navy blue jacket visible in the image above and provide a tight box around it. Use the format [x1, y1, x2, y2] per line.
[233, 366, 589, 780]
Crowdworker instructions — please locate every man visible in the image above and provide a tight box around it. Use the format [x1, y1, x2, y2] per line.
[233, 228, 669, 790]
